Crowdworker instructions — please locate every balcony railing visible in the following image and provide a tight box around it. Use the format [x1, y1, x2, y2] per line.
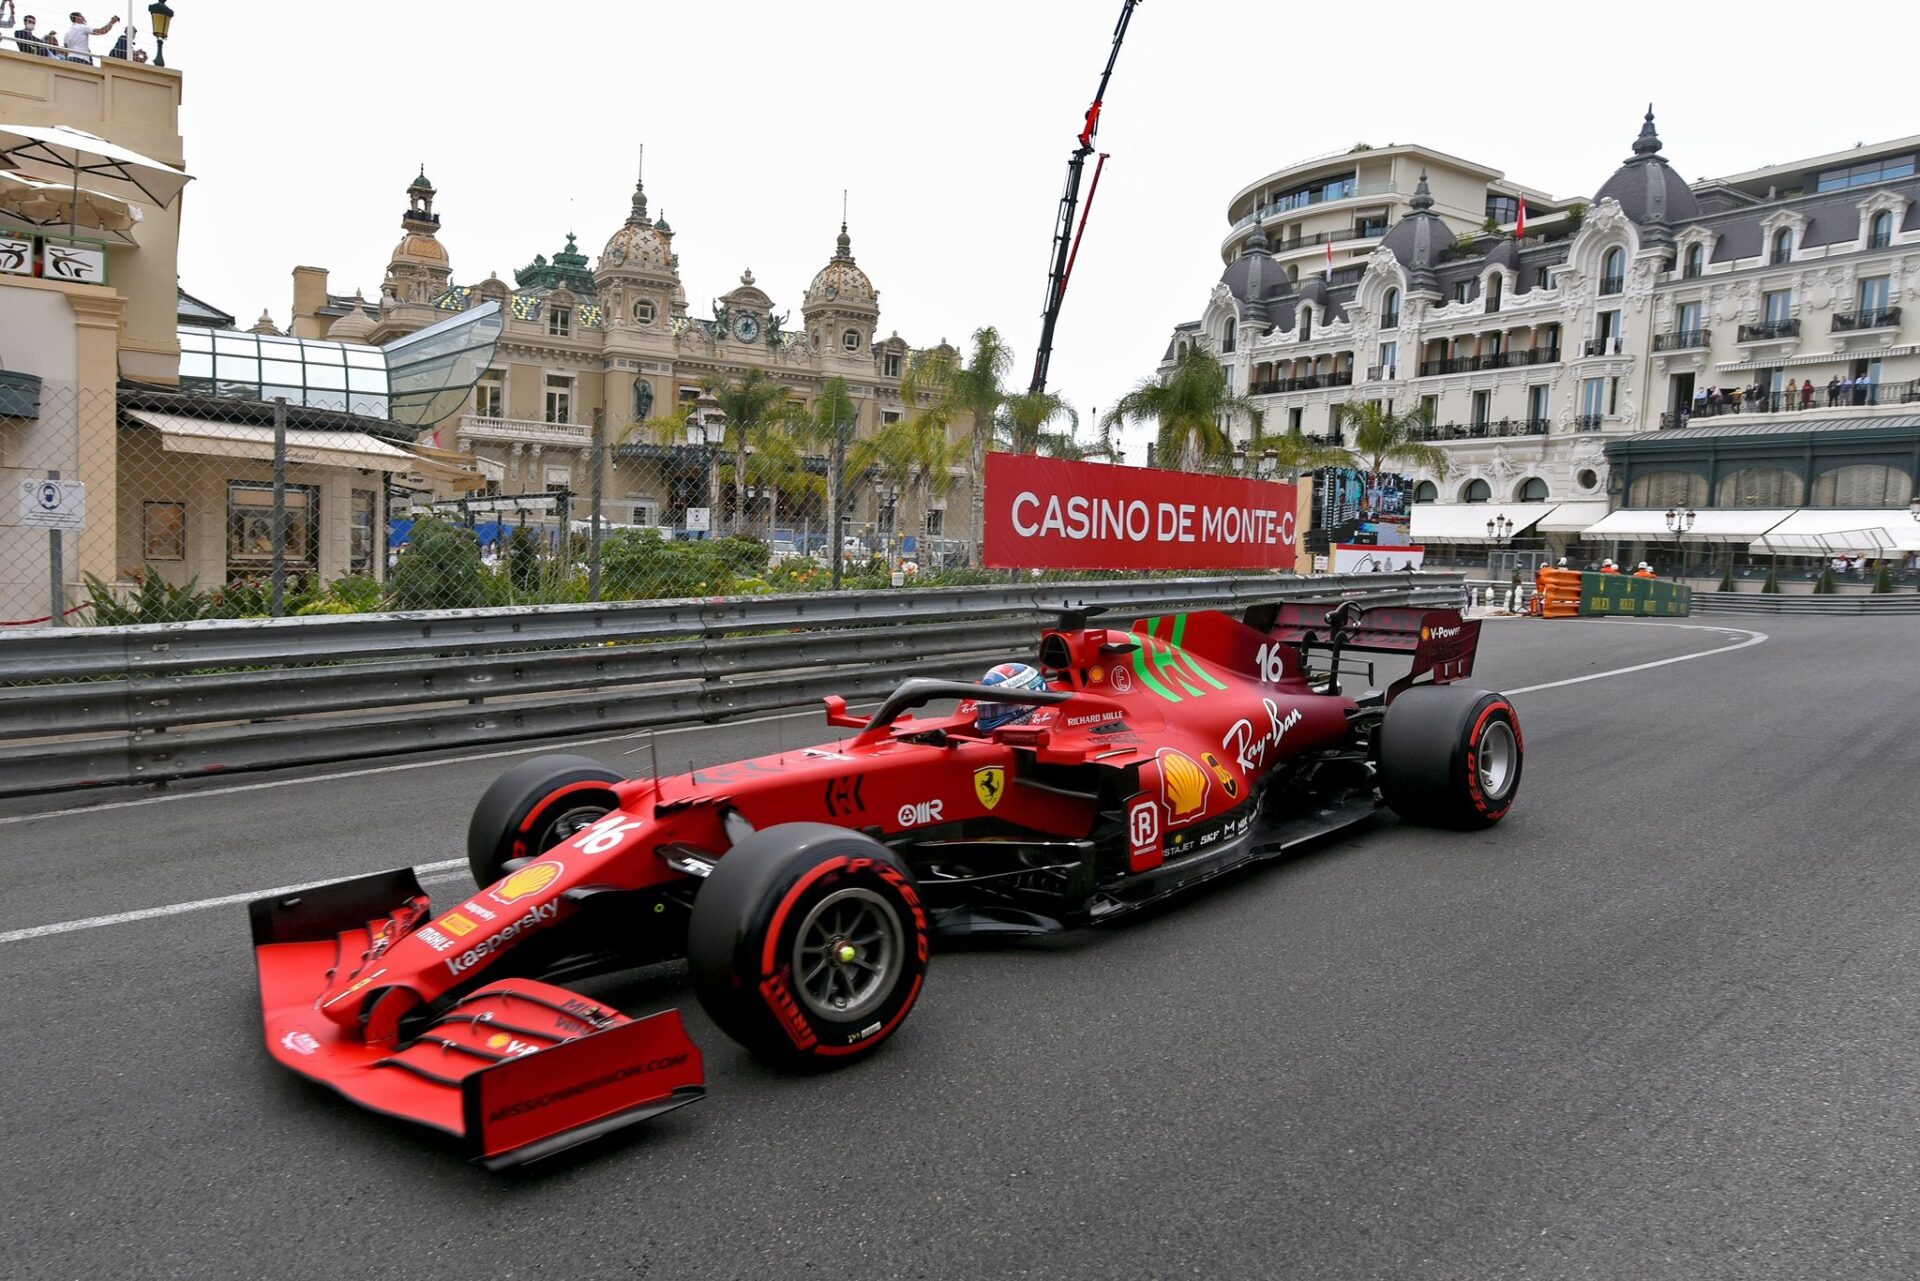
[1598, 275, 1625, 295]
[1229, 180, 1399, 231]
[1736, 318, 1800, 341]
[1417, 417, 1551, 441]
[1249, 371, 1356, 395]
[1582, 337, 1624, 357]
[1414, 347, 1561, 377]
[458, 415, 594, 447]
[1662, 379, 1920, 427]
[1573, 414, 1603, 431]
[1652, 328, 1711, 351]
[1379, 312, 1400, 330]
[1832, 306, 1901, 332]
[1364, 365, 1398, 381]
[1868, 231, 1892, 250]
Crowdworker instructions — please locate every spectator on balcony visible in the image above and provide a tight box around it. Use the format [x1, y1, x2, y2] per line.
[1708, 386, 1724, 415]
[1799, 379, 1814, 410]
[1851, 374, 1870, 406]
[1827, 376, 1843, 407]
[12, 12, 53, 52]
[60, 9, 115, 62]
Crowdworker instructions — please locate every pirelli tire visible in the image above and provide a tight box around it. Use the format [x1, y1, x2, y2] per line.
[1377, 687, 1523, 830]
[466, 754, 624, 887]
[688, 823, 930, 1071]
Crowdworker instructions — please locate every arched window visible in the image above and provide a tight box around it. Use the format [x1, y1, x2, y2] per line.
[1518, 477, 1549, 502]
[1297, 307, 1312, 342]
[1600, 247, 1625, 295]
[1222, 317, 1236, 353]
[1381, 288, 1400, 329]
[1628, 470, 1709, 508]
[1683, 244, 1704, 278]
[1412, 480, 1438, 503]
[1462, 478, 1492, 503]
[1177, 341, 1189, 358]
[1770, 228, 1793, 265]
[1486, 273, 1503, 312]
[1812, 464, 1913, 507]
[1716, 467, 1803, 507]
[1868, 210, 1893, 249]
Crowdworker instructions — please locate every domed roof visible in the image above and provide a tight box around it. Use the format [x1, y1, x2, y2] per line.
[598, 178, 675, 276]
[805, 223, 875, 309]
[1220, 220, 1285, 328]
[1380, 170, 1450, 289]
[1478, 237, 1520, 274]
[390, 232, 447, 264]
[1594, 106, 1699, 238]
[408, 165, 434, 194]
[327, 291, 376, 342]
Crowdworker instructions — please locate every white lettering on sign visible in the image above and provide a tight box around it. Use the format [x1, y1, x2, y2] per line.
[1223, 698, 1304, 773]
[18, 479, 86, 531]
[1007, 490, 1293, 548]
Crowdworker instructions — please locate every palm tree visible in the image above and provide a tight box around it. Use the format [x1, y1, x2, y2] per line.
[1245, 410, 1354, 485]
[849, 414, 957, 550]
[1100, 344, 1252, 472]
[701, 368, 798, 536]
[995, 389, 1118, 461]
[900, 327, 1013, 565]
[1332, 400, 1451, 481]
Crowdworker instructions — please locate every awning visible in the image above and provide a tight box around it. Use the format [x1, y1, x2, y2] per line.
[0, 171, 141, 242]
[395, 444, 488, 492]
[1536, 501, 1611, 533]
[0, 124, 192, 208]
[1755, 509, 1920, 555]
[1409, 502, 1556, 543]
[125, 410, 417, 473]
[1583, 508, 1797, 543]
[1717, 346, 1920, 373]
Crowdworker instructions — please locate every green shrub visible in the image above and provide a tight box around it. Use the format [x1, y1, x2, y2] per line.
[1760, 568, 1780, 594]
[1717, 567, 1735, 592]
[1812, 569, 1834, 594]
[83, 568, 209, 624]
[1873, 563, 1894, 593]
[387, 518, 487, 610]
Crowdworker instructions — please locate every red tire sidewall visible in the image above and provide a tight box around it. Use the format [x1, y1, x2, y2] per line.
[1462, 698, 1522, 823]
[751, 854, 930, 1061]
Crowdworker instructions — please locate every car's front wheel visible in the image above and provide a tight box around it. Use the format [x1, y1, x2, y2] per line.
[1376, 687, 1523, 829]
[465, 754, 624, 887]
[688, 823, 930, 1070]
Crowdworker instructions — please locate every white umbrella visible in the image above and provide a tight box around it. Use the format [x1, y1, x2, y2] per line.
[0, 123, 191, 209]
[0, 170, 141, 238]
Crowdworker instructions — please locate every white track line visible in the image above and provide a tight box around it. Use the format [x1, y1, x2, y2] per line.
[0, 706, 827, 830]
[0, 621, 1768, 946]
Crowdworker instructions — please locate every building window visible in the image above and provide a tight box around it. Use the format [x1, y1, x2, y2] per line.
[1288, 407, 1303, 433]
[678, 386, 700, 405]
[1377, 341, 1397, 378]
[1535, 267, 1552, 290]
[1527, 384, 1549, 421]
[1462, 479, 1491, 503]
[475, 369, 504, 418]
[634, 299, 656, 324]
[549, 307, 572, 337]
[842, 329, 861, 352]
[884, 351, 902, 378]
[1223, 317, 1237, 352]
[1471, 390, 1491, 426]
[1763, 289, 1793, 323]
[1678, 300, 1703, 334]
[1295, 310, 1308, 342]
[1608, 376, 1620, 415]
[1716, 467, 1804, 507]
[1769, 228, 1793, 265]
[1486, 194, 1519, 225]
[1683, 244, 1704, 278]
[1356, 214, 1388, 238]
[1600, 247, 1625, 294]
[1380, 288, 1400, 329]
[1629, 470, 1708, 508]
[1868, 210, 1894, 250]
[142, 501, 186, 560]
[1812, 464, 1913, 507]
[1412, 481, 1438, 503]
[1581, 377, 1606, 419]
[1452, 281, 1473, 305]
[881, 410, 903, 425]
[227, 483, 318, 570]
[350, 489, 376, 576]
[1596, 310, 1621, 350]
[1486, 273, 1502, 313]
[1814, 154, 1916, 192]
[545, 374, 573, 424]
[1419, 394, 1439, 423]
[924, 508, 944, 536]
[1518, 477, 1549, 502]
[1859, 275, 1892, 315]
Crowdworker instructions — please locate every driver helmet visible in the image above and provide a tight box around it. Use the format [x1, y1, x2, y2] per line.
[977, 662, 1047, 731]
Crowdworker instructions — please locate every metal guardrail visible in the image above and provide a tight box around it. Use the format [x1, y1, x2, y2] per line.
[0, 573, 1463, 797]
[1692, 591, 1920, 616]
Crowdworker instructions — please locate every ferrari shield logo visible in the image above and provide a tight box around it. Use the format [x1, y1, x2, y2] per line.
[973, 766, 1006, 811]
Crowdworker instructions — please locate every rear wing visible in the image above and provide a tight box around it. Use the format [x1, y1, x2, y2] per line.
[1245, 601, 1479, 701]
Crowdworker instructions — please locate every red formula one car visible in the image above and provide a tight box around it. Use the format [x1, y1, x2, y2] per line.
[250, 599, 1521, 1167]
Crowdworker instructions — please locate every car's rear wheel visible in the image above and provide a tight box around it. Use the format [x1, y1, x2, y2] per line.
[687, 823, 930, 1070]
[466, 754, 623, 887]
[1377, 687, 1523, 829]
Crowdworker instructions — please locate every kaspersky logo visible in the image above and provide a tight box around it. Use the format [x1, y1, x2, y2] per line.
[445, 901, 560, 976]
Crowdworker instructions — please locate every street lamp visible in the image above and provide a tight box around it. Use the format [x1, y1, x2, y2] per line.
[1909, 493, 1920, 521]
[1665, 506, 1697, 576]
[146, 0, 173, 67]
[1486, 514, 1514, 541]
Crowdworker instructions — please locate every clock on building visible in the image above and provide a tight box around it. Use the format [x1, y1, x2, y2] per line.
[734, 313, 760, 342]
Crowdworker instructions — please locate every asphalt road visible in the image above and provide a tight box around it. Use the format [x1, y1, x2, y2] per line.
[3, 615, 1917, 1280]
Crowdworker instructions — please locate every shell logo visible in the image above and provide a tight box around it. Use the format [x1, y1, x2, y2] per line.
[487, 1032, 511, 1050]
[1420, 626, 1431, 642]
[1158, 749, 1210, 824]
[492, 860, 561, 904]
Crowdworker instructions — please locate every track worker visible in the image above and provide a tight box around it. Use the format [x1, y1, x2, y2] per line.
[1633, 562, 1657, 579]
[1599, 559, 1621, 575]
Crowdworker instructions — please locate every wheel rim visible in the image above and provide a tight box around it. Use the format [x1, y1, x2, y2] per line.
[1477, 720, 1517, 800]
[792, 886, 902, 1023]
[538, 802, 609, 848]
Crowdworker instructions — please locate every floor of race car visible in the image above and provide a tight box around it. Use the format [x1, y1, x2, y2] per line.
[4, 616, 1919, 1281]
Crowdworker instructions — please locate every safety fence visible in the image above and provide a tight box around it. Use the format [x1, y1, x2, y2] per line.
[0, 572, 1464, 796]
[1692, 591, 1920, 616]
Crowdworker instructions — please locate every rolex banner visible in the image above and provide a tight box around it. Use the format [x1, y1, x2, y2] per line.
[983, 453, 1298, 571]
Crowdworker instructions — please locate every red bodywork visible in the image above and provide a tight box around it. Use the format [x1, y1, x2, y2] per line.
[250, 604, 1477, 1165]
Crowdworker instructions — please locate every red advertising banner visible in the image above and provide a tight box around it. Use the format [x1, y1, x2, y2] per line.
[983, 453, 1298, 571]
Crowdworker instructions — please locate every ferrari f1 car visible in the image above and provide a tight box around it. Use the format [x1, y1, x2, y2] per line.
[250, 599, 1521, 1167]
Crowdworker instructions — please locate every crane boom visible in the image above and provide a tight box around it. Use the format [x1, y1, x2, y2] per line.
[1028, 0, 1139, 396]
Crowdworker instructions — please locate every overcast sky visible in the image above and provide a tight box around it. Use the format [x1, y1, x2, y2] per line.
[167, 1, 1915, 463]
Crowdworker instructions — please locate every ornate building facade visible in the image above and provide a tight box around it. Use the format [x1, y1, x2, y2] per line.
[1168, 117, 1920, 566]
[286, 167, 968, 544]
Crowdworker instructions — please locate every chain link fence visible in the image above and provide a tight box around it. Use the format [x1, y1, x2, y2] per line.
[4, 385, 1256, 628]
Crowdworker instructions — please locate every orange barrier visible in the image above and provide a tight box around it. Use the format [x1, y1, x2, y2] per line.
[1537, 568, 1582, 619]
